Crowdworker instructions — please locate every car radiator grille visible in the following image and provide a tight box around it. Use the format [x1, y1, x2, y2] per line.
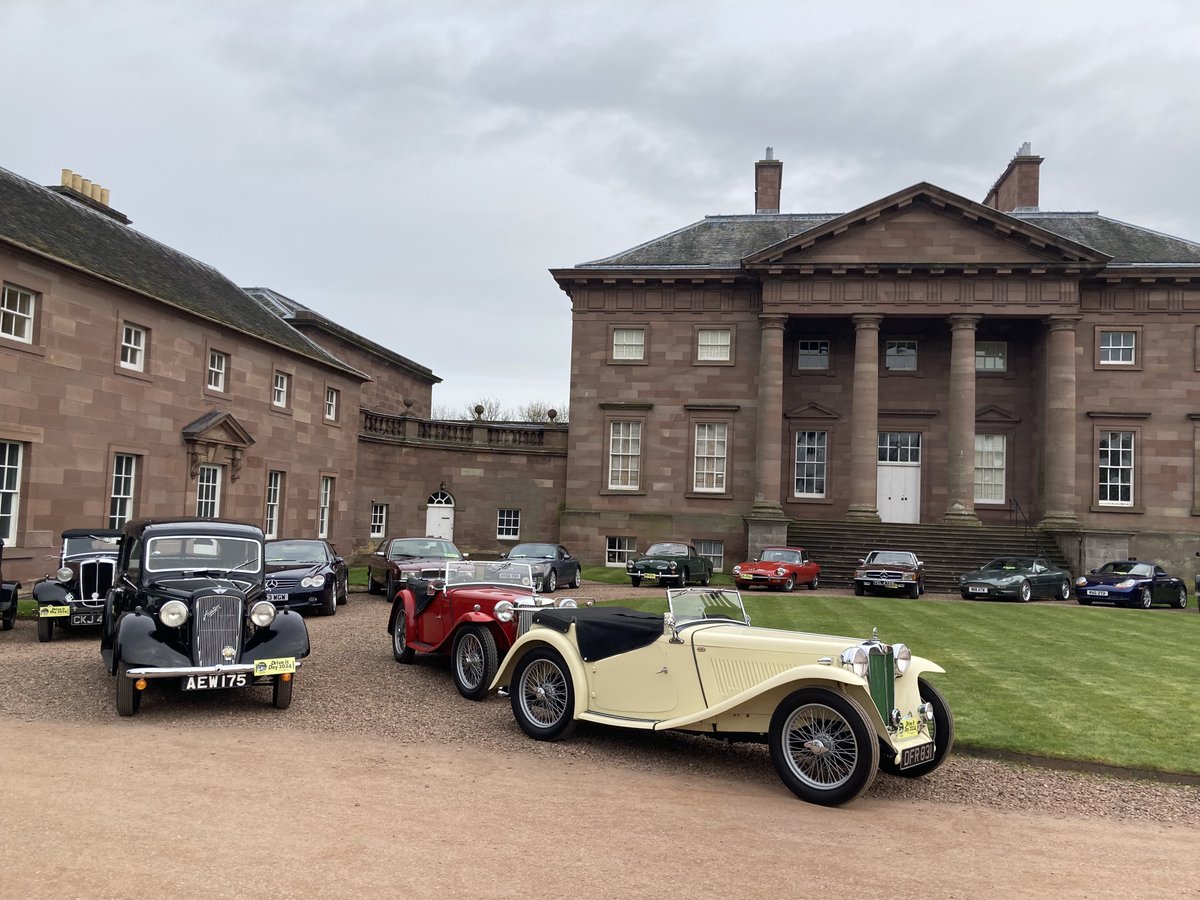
[194, 596, 243, 667]
[266, 577, 300, 590]
[515, 607, 538, 638]
[79, 559, 116, 603]
[867, 649, 896, 719]
[863, 569, 906, 581]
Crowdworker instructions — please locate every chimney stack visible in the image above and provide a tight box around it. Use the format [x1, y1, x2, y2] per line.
[983, 142, 1043, 212]
[755, 147, 782, 214]
[53, 168, 131, 224]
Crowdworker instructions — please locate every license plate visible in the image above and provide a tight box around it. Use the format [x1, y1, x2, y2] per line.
[896, 718, 919, 740]
[40, 605, 70, 617]
[1086, 589, 1108, 597]
[266, 593, 288, 604]
[253, 657, 296, 676]
[968, 586, 988, 594]
[900, 741, 936, 768]
[71, 613, 102, 625]
[183, 673, 247, 690]
[880, 581, 898, 589]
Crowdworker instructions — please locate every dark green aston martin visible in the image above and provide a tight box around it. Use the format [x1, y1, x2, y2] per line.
[958, 556, 1073, 602]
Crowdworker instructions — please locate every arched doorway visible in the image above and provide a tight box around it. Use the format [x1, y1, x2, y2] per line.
[425, 489, 455, 539]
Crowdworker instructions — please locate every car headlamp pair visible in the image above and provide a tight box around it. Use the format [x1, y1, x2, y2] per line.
[841, 643, 911, 679]
[300, 574, 326, 589]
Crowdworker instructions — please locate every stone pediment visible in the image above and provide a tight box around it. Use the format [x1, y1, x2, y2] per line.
[785, 402, 840, 420]
[745, 183, 1110, 271]
[182, 410, 255, 480]
[975, 404, 1022, 424]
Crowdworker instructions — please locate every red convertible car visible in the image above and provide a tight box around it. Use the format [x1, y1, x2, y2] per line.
[388, 560, 583, 700]
[732, 546, 821, 592]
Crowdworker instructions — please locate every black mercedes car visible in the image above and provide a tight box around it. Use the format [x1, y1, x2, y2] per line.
[265, 538, 349, 615]
[626, 542, 714, 588]
[101, 518, 310, 716]
[34, 527, 121, 641]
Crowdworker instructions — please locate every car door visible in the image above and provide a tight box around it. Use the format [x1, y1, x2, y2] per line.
[558, 546, 578, 582]
[1153, 566, 1171, 602]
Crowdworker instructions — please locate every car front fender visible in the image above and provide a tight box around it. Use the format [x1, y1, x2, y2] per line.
[33, 580, 70, 605]
[489, 627, 590, 717]
[115, 613, 191, 672]
[243, 609, 310, 661]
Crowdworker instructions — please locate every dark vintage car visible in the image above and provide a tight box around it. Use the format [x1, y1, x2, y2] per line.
[733, 546, 820, 592]
[367, 536, 468, 598]
[1074, 560, 1188, 609]
[500, 542, 582, 593]
[626, 542, 714, 588]
[33, 528, 122, 641]
[959, 556, 1073, 602]
[853, 550, 925, 598]
[388, 560, 582, 700]
[0, 538, 19, 632]
[265, 538, 349, 616]
[101, 518, 310, 716]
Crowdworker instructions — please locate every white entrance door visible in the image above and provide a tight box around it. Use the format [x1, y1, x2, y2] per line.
[876, 432, 921, 523]
[425, 489, 455, 539]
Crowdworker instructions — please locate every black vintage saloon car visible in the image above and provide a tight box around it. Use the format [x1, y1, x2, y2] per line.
[101, 518, 310, 716]
[34, 528, 122, 641]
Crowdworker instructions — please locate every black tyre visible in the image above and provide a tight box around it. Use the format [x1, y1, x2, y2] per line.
[116, 660, 140, 717]
[907, 583, 919, 599]
[879, 678, 955, 779]
[1, 606, 14, 631]
[510, 647, 577, 741]
[1173, 585, 1188, 609]
[338, 575, 349, 605]
[385, 574, 395, 602]
[782, 575, 796, 593]
[1057, 580, 1071, 601]
[543, 569, 557, 594]
[808, 574, 819, 591]
[367, 569, 383, 595]
[1138, 587, 1152, 610]
[452, 625, 499, 700]
[676, 570, 688, 586]
[391, 608, 414, 663]
[1018, 579, 1032, 603]
[630, 576, 642, 588]
[569, 567, 581, 589]
[700, 572, 711, 586]
[272, 675, 293, 709]
[853, 582, 865, 596]
[37, 616, 53, 642]
[320, 585, 336, 616]
[768, 688, 879, 806]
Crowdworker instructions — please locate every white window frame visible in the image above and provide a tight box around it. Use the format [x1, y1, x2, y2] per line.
[975, 341, 1008, 373]
[612, 328, 645, 361]
[796, 339, 830, 371]
[697, 328, 732, 362]
[272, 371, 290, 408]
[1098, 431, 1134, 507]
[318, 476, 334, 538]
[694, 540, 724, 573]
[693, 423, 727, 492]
[207, 350, 228, 392]
[120, 323, 146, 371]
[1100, 331, 1137, 366]
[973, 434, 1006, 504]
[264, 470, 283, 539]
[794, 431, 828, 498]
[0, 440, 23, 543]
[606, 536, 636, 567]
[196, 464, 222, 518]
[1, 284, 35, 344]
[885, 340, 918, 372]
[370, 502, 387, 539]
[108, 454, 136, 529]
[324, 387, 339, 421]
[608, 421, 642, 490]
[878, 432, 922, 463]
[496, 508, 521, 540]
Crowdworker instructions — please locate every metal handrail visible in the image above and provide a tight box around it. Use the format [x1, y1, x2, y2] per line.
[1008, 497, 1044, 555]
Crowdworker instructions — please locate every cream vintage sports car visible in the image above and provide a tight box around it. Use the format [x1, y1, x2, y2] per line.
[490, 587, 953, 806]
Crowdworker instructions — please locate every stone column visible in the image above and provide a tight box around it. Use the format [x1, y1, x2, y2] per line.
[746, 315, 789, 555]
[846, 314, 882, 522]
[1040, 316, 1081, 528]
[944, 314, 982, 524]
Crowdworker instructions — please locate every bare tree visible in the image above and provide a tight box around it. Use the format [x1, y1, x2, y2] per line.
[514, 401, 569, 423]
[463, 397, 508, 421]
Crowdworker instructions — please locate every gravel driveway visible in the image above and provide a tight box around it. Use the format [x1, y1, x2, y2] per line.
[2, 586, 1198, 897]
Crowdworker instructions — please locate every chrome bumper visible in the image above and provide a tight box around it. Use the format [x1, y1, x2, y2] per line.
[124, 661, 303, 680]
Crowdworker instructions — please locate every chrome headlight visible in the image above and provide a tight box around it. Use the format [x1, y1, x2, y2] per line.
[57, 567, 73, 583]
[775, 567, 788, 577]
[494, 600, 514, 622]
[731, 565, 741, 575]
[902, 572, 916, 582]
[1075, 577, 1088, 587]
[301, 574, 326, 589]
[668, 562, 677, 571]
[893, 643, 911, 676]
[557, 598, 578, 609]
[840, 646, 870, 679]
[250, 600, 277, 627]
[1115, 579, 1137, 590]
[159, 600, 189, 628]
[626, 561, 635, 570]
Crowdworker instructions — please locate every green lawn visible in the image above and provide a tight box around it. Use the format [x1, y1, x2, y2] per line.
[592, 590, 1200, 776]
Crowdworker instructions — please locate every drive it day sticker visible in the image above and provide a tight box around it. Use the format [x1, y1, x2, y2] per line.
[254, 657, 296, 675]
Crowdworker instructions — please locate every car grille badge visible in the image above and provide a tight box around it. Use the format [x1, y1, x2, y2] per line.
[222, 646, 236, 661]
[213, 585, 228, 594]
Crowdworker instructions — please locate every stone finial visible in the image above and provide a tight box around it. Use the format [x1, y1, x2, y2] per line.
[474, 404, 485, 420]
[547, 409, 558, 421]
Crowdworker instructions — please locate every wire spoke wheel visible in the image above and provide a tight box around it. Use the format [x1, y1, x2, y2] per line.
[782, 703, 860, 789]
[456, 632, 485, 688]
[519, 659, 570, 728]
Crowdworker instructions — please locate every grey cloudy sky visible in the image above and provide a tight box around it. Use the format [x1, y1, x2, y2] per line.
[4, 0, 1199, 413]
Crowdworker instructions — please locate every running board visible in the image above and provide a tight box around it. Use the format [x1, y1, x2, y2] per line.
[578, 711, 659, 730]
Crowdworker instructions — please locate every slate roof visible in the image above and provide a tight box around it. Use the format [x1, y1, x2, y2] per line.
[577, 210, 1200, 269]
[0, 165, 365, 378]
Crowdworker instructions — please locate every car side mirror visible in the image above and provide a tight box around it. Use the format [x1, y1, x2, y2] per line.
[333, 556, 344, 564]
[916, 560, 923, 567]
[1089, 569, 1097, 575]
[858, 559, 866, 565]
[462, 552, 470, 560]
[374, 550, 384, 557]
[498, 552, 507, 560]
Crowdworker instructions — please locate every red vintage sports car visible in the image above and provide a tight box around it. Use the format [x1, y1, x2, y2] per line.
[732, 546, 821, 592]
[387, 560, 584, 699]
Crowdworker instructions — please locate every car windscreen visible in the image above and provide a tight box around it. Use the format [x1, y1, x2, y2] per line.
[646, 543, 688, 557]
[982, 558, 1032, 571]
[761, 550, 800, 563]
[145, 536, 262, 573]
[508, 543, 556, 559]
[64, 536, 120, 558]
[266, 541, 327, 565]
[866, 552, 915, 566]
[389, 539, 461, 560]
[669, 588, 748, 624]
[1098, 562, 1153, 577]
